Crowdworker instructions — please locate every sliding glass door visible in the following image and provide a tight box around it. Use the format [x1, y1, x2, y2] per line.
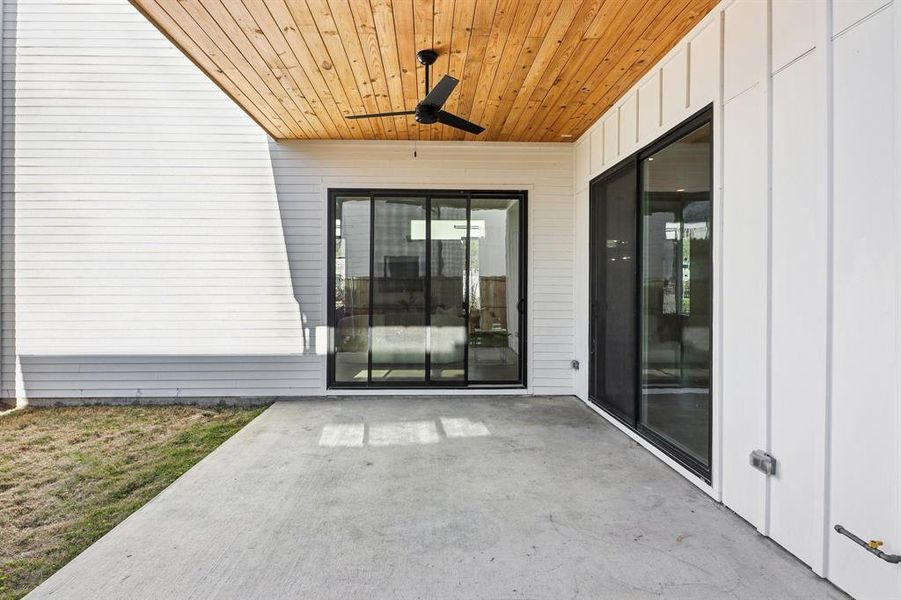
[589, 161, 637, 422]
[588, 107, 713, 480]
[371, 197, 427, 382]
[329, 189, 526, 388]
[469, 198, 522, 383]
[333, 195, 371, 384]
[639, 120, 712, 472]
[429, 198, 468, 382]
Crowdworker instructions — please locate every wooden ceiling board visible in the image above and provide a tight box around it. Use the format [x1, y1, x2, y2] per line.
[430, 0, 455, 140]
[133, 0, 295, 138]
[439, 0, 474, 141]
[393, 0, 421, 138]
[302, 0, 387, 138]
[130, 0, 720, 142]
[278, 0, 377, 138]
[476, 1, 541, 140]
[493, 1, 579, 140]
[466, 0, 518, 134]
[246, 0, 352, 137]
[498, 0, 610, 141]
[449, 0, 497, 141]
[526, 0, 668, 141]
[348, 0, 406, 136]
[561, 0, 715, 137]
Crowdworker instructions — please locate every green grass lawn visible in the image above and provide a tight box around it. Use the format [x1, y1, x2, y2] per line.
[0, 404, 265, 599]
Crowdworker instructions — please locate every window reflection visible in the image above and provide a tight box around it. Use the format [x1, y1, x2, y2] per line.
[468, 199, 521, 382]
[334, 197, 371, 383]
[371, 198, 427, 382]
[640, 123, 712, 467]
[429, 199, 467, 381]
[589, 164, 637, 421]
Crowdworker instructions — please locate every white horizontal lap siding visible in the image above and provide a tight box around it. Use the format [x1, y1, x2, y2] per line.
[269, 140, 575, 395]
[19, 355, 321, 400]
[8, 0, 307, 399]
[2, 0, 13, 398]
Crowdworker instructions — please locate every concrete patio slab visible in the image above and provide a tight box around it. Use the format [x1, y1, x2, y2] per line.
[28, 396, 846, 599]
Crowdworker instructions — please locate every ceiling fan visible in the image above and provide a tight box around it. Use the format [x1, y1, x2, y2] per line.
[345, 49, 485, 135]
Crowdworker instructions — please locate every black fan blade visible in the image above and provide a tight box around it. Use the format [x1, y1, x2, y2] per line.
[422, 75, 459, 108]
[437, 110, 485, 134]
[345, 110, 414, 119]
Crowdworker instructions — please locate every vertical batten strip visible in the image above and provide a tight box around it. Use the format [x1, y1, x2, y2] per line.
[762, 0, 774, 538]
[712, 3, 726, 503]
[819, 0, 834, 579]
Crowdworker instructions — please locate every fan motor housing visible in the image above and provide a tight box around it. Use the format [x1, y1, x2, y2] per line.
[415, 104, 439, 124]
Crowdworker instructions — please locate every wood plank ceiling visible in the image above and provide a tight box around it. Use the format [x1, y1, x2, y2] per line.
[131, 0, 719, 142]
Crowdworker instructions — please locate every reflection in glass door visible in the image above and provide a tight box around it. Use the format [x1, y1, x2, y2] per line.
[589, 162, 637, 422]
[333, 196, 371, 384]
[328, 190, 526, 388]
[639, 122, 712, 470]
[429, 198, 468, 382]
[371, 197, 427, 382]
[587, 107, 713, 480]
[469, 198, 521, 383]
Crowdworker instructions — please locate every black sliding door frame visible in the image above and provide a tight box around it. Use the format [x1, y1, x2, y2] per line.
[588, 156, 637, 424]
[588, 105, 714, 482]
[327, 188, 528, 390]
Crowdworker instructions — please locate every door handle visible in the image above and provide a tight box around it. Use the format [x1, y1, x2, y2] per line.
[834, 525, 901, 564]
[517, 298, 525, 314]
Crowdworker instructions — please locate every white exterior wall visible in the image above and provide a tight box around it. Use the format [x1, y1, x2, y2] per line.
[1, 0, 11, 400]
[269, 140, 575, 396]
[4, 0, 575, 400]
[4, 0, 306, 399]
[574, 1, 901, 598]
[3, 0, 898, 596]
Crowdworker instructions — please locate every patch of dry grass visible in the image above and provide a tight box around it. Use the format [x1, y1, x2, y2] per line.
[0, 404, 265, 599]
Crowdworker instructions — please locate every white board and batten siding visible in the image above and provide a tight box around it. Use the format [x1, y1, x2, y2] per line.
[830, 2, 900, 596]
[574, 1, 901, 598]
[4, 0, 575, 400]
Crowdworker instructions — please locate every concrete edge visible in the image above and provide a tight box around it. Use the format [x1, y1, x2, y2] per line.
[22, 402, 281, 598]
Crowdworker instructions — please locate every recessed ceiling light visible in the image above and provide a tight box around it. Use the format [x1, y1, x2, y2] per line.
[560, 133, 572, 138]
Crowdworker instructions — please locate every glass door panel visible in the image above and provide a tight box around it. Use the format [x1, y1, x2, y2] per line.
[371, 197, 427, 382]
[333, 196, 372, 383]
[428, 198, 468, 381]
[589, 163, 637, 421]
[639, 122, 712, 469]
[468, 198, 521, 383]
[328, 189, 526, 389]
